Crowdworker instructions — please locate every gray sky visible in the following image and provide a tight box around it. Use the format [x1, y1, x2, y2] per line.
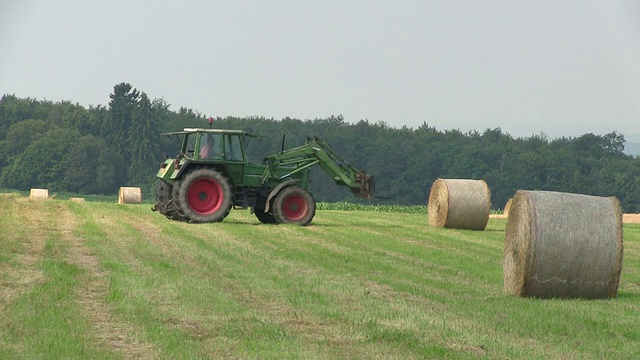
[2, 0, 640, 141]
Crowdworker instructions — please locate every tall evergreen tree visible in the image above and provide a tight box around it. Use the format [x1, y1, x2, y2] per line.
[105, 82, 139, 166]
[127, 92, 161, 188]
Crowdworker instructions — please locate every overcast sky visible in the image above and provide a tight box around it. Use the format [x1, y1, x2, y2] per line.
[2, 1, 640, 141]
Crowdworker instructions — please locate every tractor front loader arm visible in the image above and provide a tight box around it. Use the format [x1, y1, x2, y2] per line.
[263, 137, 375, 199]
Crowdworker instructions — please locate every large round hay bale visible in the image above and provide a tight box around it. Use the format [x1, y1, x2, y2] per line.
[503, 190, 623, 299]
[29, 188, 49, 200]
[427, 178, 491, 230]
[503, 198, 513, 217]
[69, 197, 86, 202]
[118, 187, 142, 204]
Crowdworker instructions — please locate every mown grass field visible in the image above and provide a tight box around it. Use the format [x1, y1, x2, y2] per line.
[1, 196, 639, 359]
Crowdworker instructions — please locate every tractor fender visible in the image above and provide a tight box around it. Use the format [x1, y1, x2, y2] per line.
[169, 158, 191, 181]
[265, 179, 301, 213]
[173, 162, 233, 185]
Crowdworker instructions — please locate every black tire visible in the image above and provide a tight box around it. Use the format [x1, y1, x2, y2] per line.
[154, 180, 184, 221]
[272, 186, 316, 226]
[255, 210, 277, 224]
[172, 168, 233, 223]
[154, 180, 170, 208]
[254, 196, 277, 224]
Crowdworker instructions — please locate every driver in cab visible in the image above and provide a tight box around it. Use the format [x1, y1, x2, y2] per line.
[199, 135, 220, 159]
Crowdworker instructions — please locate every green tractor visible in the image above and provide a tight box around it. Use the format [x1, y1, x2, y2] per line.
[152, 127, 374, 225]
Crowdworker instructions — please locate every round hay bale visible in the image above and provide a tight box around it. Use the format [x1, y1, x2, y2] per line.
[427, 178, 491, 230]
[69, 197, 86, 202]
[118, 187, 142, 204]
[623, 214, 640, 224]
[503, 198, 513, 217]
[29, 188, 49, 200]
[503, 190, 623, 299]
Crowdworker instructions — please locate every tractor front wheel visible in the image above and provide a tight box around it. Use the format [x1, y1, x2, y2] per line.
[272, 186, 316, 226]
[172, 168, 232, 223]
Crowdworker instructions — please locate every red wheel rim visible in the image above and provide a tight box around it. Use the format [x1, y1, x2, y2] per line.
[282, 194, 308, 221]
[187, 178, 223, 215]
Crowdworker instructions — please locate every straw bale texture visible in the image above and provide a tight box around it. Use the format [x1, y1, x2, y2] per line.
[503, 190, 623, 299]
[29, 188, 49, 200]
[623, 214, 640, 224]
[69, 197, 86, 202]
[503, 198, 513, 217]
[427, 178, 490, 230]
[118, 187, 142, 204]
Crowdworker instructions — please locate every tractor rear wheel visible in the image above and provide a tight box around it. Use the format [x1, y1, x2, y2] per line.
[172, 168, 232, 223]
[154, 180, 184, 221]
[272, 186, 316, 226]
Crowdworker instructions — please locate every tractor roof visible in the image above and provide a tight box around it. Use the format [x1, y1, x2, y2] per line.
[161, 128, 256, 137]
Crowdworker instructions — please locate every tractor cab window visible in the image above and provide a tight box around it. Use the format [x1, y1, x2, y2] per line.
[185, 133, 196, 156]
[198, 133, 223, 159]
[224, 135, 243, 161]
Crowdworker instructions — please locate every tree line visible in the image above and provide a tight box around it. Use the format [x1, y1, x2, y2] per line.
[1, 83, 639, 212]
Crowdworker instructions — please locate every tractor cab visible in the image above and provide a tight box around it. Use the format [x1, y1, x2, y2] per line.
[157, 128, 249, 187]
[175, 128, 245, 162]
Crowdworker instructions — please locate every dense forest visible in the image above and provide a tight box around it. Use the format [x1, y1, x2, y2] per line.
[1, 83, 640, 212]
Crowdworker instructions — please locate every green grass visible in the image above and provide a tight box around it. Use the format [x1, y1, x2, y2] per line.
[0, 197, 638, 359]
[317, 201, 428, 213]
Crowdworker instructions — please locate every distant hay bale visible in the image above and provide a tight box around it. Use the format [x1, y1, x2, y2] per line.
[29, 188, 49, 200]
[503, 190, 623, 299]
[427, 178, 491, 230]
[69, 197, 86, 202]
[118, 187, 142, 204]
[623, 214, 640, 224]
[504, 198, 513, 217]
